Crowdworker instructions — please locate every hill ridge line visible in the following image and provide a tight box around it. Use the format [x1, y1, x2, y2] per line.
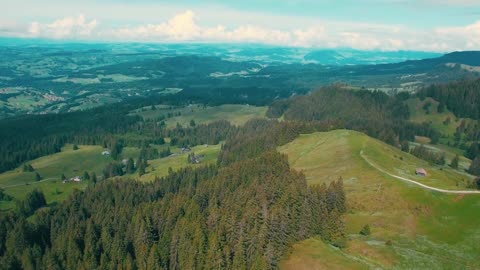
[360, 150, 480, 194]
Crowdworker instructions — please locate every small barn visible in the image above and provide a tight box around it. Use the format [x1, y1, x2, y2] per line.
[415, 168, 427, 177]
[102, 151, 111, 156]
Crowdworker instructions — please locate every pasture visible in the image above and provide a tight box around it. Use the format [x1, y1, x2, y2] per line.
[278, 130, 480, 269]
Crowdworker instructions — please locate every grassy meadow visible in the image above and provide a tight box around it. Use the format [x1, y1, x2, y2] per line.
[138, 144, 221, 182]
[0, 144, 140, 211]
[278, 130, 480, 269]
[132, 104, 267, 128]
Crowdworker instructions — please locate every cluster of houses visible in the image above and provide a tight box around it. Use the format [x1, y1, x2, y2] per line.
[62, 176, 82, 184]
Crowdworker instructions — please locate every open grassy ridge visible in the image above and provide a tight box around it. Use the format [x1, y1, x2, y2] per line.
[278, 130, 480, 269]
[132, 104, 267, 128]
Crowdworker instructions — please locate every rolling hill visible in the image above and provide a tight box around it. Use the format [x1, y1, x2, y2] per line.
[278, 130, 480, 269]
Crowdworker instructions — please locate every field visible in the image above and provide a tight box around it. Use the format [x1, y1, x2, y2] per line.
[407, 97, 479, 143]
[278, 130, 480, 269]
[0, 142, 222, 211]
[138, 144, 221, 182]
[132, 104, 267, 128]
[0, 144, 140, 211]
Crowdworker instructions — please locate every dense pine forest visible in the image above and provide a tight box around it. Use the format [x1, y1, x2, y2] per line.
[0, 119, 346, 269]
[417, 79, 480, 120]
[267, 86, 439, 145]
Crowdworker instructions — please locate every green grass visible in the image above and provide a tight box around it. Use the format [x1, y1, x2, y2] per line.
[407, 98, 458, 137]
[0, 142, 220, 211]
[137, 144, 221, 182]
[280, 237, 371, 270]
[132, 104, 267, 128]
[0, 144, 140, 210]
[407, 98, 479, 145]
[278, 130, 480, 269]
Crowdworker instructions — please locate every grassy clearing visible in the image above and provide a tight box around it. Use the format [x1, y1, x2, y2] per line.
[132, 104, 267, 128]
[278, 130, 480, 269]
[280, 237, 370, 270]
[138, 144, 221, 182]
[407, 98, 479, 144]
[407, 98, 458, 137]
[0, 142, 221, 210]
[0, 144, 140, 210]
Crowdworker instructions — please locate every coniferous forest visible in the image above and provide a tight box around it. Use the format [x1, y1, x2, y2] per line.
[0, 119, 346, 269]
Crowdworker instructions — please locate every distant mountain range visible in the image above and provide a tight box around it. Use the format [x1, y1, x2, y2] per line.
[0, 38, 443, 65]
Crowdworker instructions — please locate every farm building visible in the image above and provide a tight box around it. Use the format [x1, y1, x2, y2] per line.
[63, 176, 82, 183]
[102, 151, 111, 156]
[415, 168, 427, 177]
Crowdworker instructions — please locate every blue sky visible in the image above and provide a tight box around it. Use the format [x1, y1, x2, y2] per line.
[2, 0, 480, 51]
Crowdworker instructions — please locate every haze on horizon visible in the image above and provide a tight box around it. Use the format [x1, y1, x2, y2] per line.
[1, 0, 480, 52]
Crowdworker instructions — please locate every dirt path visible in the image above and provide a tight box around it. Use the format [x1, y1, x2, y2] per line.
[1, 177, 57, 189]
[360, 151, 480, 195]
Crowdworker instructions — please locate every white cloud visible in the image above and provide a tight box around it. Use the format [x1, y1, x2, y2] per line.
[1, 10, 479, 52]
[105, 10, 480, 52]
[29, 14, 97, 39]
[435, 21, 480, 51]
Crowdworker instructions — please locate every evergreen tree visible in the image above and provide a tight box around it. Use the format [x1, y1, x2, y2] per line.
[23, 164, 34, 172]
[0, 188, 12, 201]
[91, 172, 97, 185]
[401, 140, 410, 152]
[450, 154, 459, 169]
[83, 171, 90, 180]
[73, 144, 79, 151]
[468, 157, 480, 176]
[126, 158, 135, 174]
[360, 224, 371, 236]
[17, 189, 46, 216]
[35, 172, 42, 182]
[61, 174, 66, 181]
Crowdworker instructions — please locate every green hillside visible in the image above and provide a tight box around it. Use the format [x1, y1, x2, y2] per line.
[279, 130, 480, 269]
[137, 144, 221, 182]
[0, 143, 222, 211]
[132, 104, 267, 128]
[407, 97, 479, 144]
[0, 144, 141, 210]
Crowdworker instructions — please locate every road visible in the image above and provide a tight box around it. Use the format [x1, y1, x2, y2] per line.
[360, 151, 480, 195]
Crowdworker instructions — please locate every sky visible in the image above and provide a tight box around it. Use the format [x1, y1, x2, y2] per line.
[1, 0, 480, 52]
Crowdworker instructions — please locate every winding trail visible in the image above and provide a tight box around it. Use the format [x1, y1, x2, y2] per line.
[0, 177, 57, 189]
[360, 150, 480, 195]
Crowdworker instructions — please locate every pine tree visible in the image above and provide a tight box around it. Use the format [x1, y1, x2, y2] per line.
[450, 154, 459, 169]
[83, 171, 90, 180]
[401, 140, 410, 152]
[91, 172, 97, 185]
[126, 158, 135, 174]
[73, 144, 79, 151]
[360, 224, 371, 236]
[35, 172, 42, 182]
[469, 157, 480, 176]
